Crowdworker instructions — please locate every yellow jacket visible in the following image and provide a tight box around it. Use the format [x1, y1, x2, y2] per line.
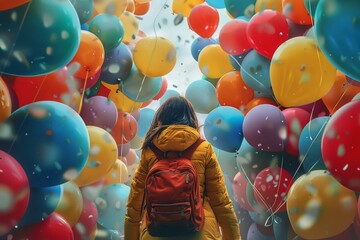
[124, 125, 241, 240]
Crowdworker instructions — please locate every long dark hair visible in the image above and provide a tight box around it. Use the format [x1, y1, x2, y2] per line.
[142, 96, 198, 148]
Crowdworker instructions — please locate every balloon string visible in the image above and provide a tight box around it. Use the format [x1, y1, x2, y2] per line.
[77, 70, 89, 114]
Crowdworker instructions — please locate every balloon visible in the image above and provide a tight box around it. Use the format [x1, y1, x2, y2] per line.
[297, 99, 329, 119]
[243, 104, 286, 152]
[119, 11, 139, 44]
[322, 71, 360, 115]
[204, 106, 244, 152]
[18, 185, 62, 227]
[0, 77, 11, 123]
[243, 97, 277, 115]
[0, 0, 29, 10]
[159, 89, 181, 105]
[228, 51, 251, 71]
[133, 36, 176, 77]
[255, 0, 282, 13]
[137, 108, 155, 138]
[95, 184, 130, 235]
[247, 10, 289, 59]
[172, 0, 205, 18]
[108, 88, 142, 113]
[89, 14, 124, 52]
[304, 0, 319, 18]
[198, 44, 235, 79]
[232, 171, 254, 211]
[272, 215, 291, 240]
[185, 80, 219, 114]
[104, 159, 129, 185]
[247, 223, 275, 240]
[70, 0, 94, 24]
[80, 96, 118, 130]
[219, 19, 252, 55]
[153, 77, 168, 100]
[0, 151, 30, 236]
[282, 0, 312, 25]
[216, 71, 254, 111]
[253, 166, 293, 213]
[126, 0, 135, 13]
[188, 4, 219, 38]
[270, 37, 336, 107]
[72, 197, 98, 240]
[213, 147, 239, 179]
[206, 0, 225, 9]
[321, 100, 360, 192]
[118, 143, 131, 157]
[134, 1, 150, 15]
[287, 170, 357, 239]
[73, 126, 118, 187]
[93, 0, 128, 17]
[110, 111, 138, 145]
[224, 0, 256, 18]
[119, 65, 162, 102]
[0, 0, 80, 76]
[314, 0, 360, 81]
[0, 101, 90, 187]
[191, 37, 217, 61]
[240, 50, 272, 95]
[6, 213, 74, 240]
[287, 18, 311, 39]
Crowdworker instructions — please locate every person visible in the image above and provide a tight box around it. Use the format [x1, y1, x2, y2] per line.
[124, 96, 241, 240]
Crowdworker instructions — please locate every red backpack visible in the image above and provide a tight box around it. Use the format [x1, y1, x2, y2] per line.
[141, 138, 205, 237]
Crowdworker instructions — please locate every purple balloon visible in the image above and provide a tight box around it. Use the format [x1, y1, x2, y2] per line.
[80, 96, 118, 130]
[118, 142, 131, 157]
[243, 104, 286, 152]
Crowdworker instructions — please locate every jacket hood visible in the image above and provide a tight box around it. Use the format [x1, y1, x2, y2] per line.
[152, 125, 200, 152]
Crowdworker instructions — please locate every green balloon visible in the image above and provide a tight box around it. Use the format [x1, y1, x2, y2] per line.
[70, 0, 94, 24]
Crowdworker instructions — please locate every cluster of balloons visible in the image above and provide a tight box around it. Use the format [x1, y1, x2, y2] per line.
[1, 0, 360, 240]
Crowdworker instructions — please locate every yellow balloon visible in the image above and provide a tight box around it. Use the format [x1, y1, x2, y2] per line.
[94, 0, 128, 17]
[119, 11, 139, 44]
[73, 126, 118, 187]
[0, 77, 11, 124]
[126, 0, 135, 13]
[172, 0, 204, 17]
[108, 88, 142, 113]
[255, 0, 283, 13]
[133, 36, 176, 77]
[198, 44, 235, 79]
[270, 37, 336, 107]
[104, 159, 128, 185]
[55, 181, 83, 226]
[287, 170, 357, 239]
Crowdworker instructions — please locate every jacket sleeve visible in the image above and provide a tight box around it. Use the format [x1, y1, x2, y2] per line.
[124, 149, 150, 240]
[204, 143, 241, 240]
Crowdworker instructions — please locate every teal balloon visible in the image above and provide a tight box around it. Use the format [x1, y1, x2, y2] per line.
[185, 80, 219, 114]
[0, 101, 90, 187]
[70, 0, 94, 24]
[214, 147, 238, 179]
[224, 0, 256, 18]
[159, 89, 181, 105]
[206, 0, 225, 9]
[299, 116, 329, 172]
[0, 0, 80, 76]
[119, 65, 162, 102]
[96, 184, 130, 235]
[315, 0, 360, 81]
[89, 14, 124, 52]
[240, 50, 272, 95]
[304, 0, 319, 18]
[137, 108, 156, 138]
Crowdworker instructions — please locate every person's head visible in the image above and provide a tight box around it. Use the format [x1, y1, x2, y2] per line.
[142, 96, 198, 148]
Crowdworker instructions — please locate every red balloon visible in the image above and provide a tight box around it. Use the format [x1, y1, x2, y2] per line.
[153, 77, 168, 100]
[76, 68, 101, 92]
[7, 213, 73, 240]
[110, 112, 138, 144]
[0, 151, 30, 236]
[247, 10, 289, 59]
[219, 19, 252, 55]
[282, 108, 311, 156]
[72, 198, 98, 240]
[253, 166, 293, 213]
[188, 4, 219, 38]
[232, 172, 254, 211]
[321, 99, 360, 192]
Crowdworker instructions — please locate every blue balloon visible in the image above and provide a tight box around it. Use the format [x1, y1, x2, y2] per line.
[240, 50, 272, 95]
[206, 0, 226, 9]
[229, 50, 251, 71]
[204, 106, 244, 152]
[70, 0, 94, 24]
[299, 116, 329, 172]
[191, 37, 217, 61]
[96, 184, 130, 235]
[0, 0, 80, 76]
[315, 0, 360, 81]
[224, 0, 256, 18]
[185, 80, 219, 114]
[159, 89, 181, 105]
[18, 185, 63, 227]
[81, 23, 89, 31]
[0, 101, 90, 187]
[137, 108, 156, 138]
[101, 43, 133, 84]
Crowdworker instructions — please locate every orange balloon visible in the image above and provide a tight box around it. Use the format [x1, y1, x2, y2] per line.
[322, 71, 360, 115]
[243, 97, 278, 115]
[69, 31, 105, 79]
[216, 71, 254, 111]
[0, 77, 11, 123]
[0, 0, 29, 10]
[134, 1, 150, 15]
[282, 0, 313, 25]
[110, 112, 138, 144]
[126, 0, 135, 13]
